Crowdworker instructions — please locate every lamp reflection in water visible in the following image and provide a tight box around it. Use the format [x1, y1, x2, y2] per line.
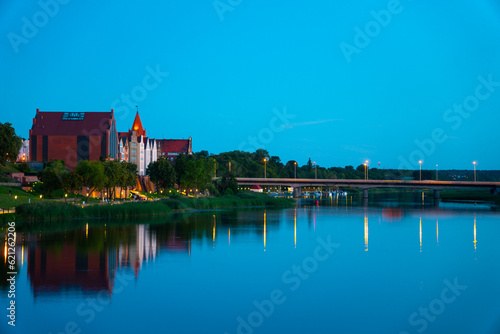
[474, 214, 477, 251]
[294, 208, 297, 248]
[228, 228, 231, 246]
[263, 211, 267, 251]
[436, 219, 439, 245]
[213, 215, 216, 248]
[364, 212, 368, 252]
[419, 217, 422, 252]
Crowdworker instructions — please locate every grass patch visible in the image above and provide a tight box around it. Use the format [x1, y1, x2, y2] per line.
[0, 163, 22, 174]
[0, 185, 42, 209]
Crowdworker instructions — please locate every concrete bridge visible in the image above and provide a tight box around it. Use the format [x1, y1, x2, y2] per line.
[235, 178, 500, 199]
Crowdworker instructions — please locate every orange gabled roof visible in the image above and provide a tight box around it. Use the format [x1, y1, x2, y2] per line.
[130, 112, 146, 136]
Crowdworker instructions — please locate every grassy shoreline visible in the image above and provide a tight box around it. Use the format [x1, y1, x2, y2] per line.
[8, 192, 295, 223]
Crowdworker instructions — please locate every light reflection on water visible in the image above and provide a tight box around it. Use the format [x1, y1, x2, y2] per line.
[1, 197, 500, 334]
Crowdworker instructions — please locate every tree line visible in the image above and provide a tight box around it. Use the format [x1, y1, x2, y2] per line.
[38, 159, 137, 199]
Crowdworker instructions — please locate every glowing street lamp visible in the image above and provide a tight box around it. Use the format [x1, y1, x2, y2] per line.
[473, 161, 477, 182]
[419, 160, 423, 181]
[365, 160, 369, 180]
[263, 158, 267, 178]
[313, 161, 317, 179]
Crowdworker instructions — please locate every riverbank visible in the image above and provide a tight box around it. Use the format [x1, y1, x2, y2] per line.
[8, 192, 295, 223]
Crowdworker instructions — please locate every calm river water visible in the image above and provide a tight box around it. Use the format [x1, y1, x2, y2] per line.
[1, 195, 500, 334]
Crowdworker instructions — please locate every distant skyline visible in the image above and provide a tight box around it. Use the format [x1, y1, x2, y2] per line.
[2, 0, 500, 169]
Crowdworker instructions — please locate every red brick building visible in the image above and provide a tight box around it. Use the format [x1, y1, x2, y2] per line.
[157, 138, 192, 162]
[29, 109, 118, 170]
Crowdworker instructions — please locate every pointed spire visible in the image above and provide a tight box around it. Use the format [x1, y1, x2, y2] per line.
[131, 110, 146, 137]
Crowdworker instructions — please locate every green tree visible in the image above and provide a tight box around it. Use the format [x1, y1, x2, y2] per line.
[18, 162, 30, 173]
[0, 123, 22, 165]
[75, 160, 107, 199]
[307, 158, 313, 172]
[174, 154, 190, 186]
[181, 159, 205, 190]
[217, 171, 238, 195]
[104, 160, 123, 199]
[38, 160, 67, 196]
[62, 171, 83, 194]
[146, 158, 176, 191]
[123, 161, 138, 188]
[116, 161, 138, 198]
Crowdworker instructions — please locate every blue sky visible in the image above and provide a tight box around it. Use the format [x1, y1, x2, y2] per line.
[1, 0, 500, 170]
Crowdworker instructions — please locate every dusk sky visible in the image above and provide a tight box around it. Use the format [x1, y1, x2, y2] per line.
[2, 0, 500, 170]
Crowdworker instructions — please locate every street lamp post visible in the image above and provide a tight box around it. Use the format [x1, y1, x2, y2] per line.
[313, 161, 317, 179]
[365, 160, 369, 180]
[294, 161, 297, 179]
[436, 164, 438, 181]
[473, 161, 477, 182]
[419, 160, 422, 181]
[264, 158, 267, 179]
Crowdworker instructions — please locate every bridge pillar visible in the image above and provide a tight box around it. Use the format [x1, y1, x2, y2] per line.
[293, 187, 301, 198]
[363, 188, 369, 199]
[434, 189, 440, 207]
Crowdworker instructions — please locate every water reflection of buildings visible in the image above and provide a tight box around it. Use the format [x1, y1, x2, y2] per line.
[22, 223, 192, 298]
[118, 225, 157, 278]
[27, 241, 117, 297]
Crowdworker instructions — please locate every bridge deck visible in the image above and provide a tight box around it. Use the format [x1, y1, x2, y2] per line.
[235, 178, 500, 190]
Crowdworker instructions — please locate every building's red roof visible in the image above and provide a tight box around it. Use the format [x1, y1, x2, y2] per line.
[251, 185, 262, 189]
[130, 112, 146, 136]
[31, 111, 113, 136]
[159, 139, 191, 153]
